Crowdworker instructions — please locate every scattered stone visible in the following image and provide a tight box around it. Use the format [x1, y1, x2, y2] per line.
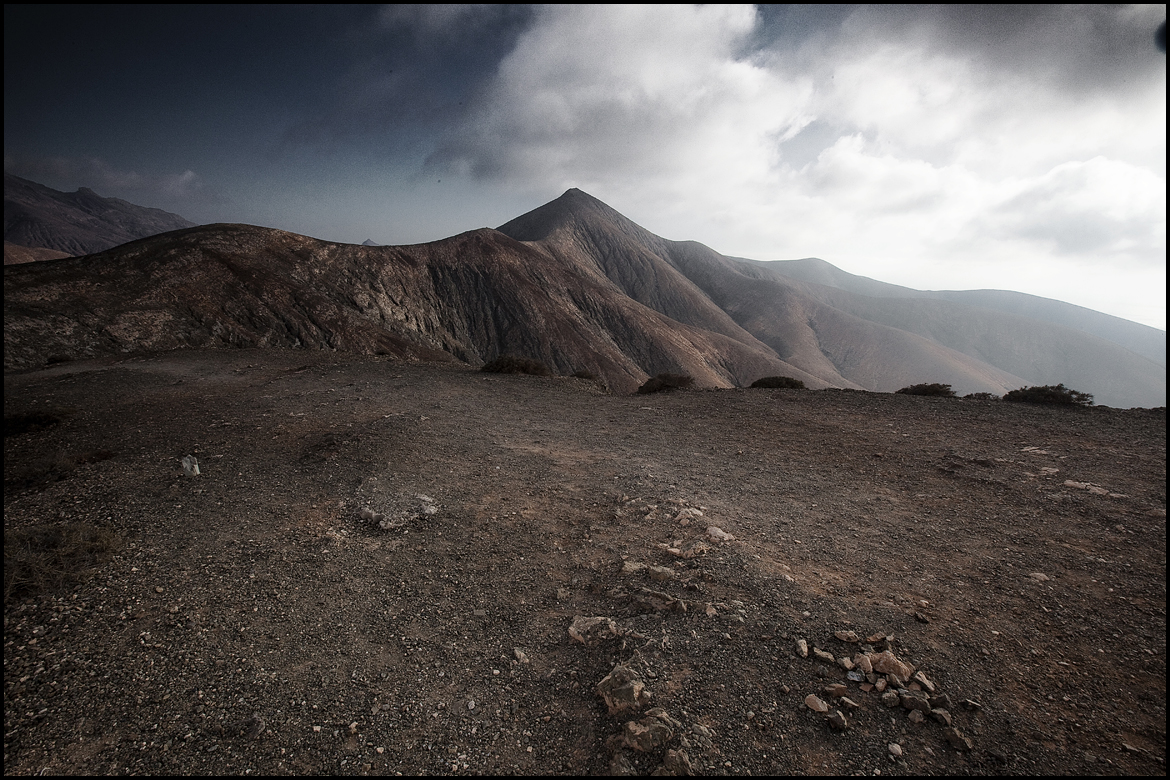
[556, 587, 571, 600]
[874, 678, 888, 693]
[609, 751, 638, 775]
[839, 697, 860, 710]
[648, 565, 677, 582]
[913, 671, 936, 693]
[847, 671, 865, 682]
[674, 508, 704, 526]
[616, 708, 681, 752]
[928, 693, 952, 710]
[181, 455, 200, 477]
[634, 588, 686, 613]
[866, 632, 890, 644]
[1029, 572, 1050, 582]
[621, 560, 648, 575]
[705, 603, 718, 617]
[805, 694, 830, 713]
[598, 665, 652, 715]
[706, 526, 734, 542]
[838, 656, 855, 671]
[900, 690, 931, 712]
[796, 638, 809, 658]
[827, 710, 849, 730]
[662, 539, 711, 559]
[659, 748, 694, 776]
[813, 648, 835, 664]
[569, 616, 624, 644]
[869, 650, 915, 680]
[889, 743, 903, 758]
[823, 683, 848, 698]
[513, 648, 529, 664]
[907, 709, 926, 724]
[835, 630, 859, 643]
[944, 727, 973, 751]
[931, 708, 952, 726]
[881, 691, 901, 708]
[962, 699, 982, 711]
[853, 654, 873, 674]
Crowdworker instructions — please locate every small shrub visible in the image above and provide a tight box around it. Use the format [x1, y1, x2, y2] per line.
[4, 522, 121, 604]
[750, 376, 806, 389]
[480, 355, 553, 377]
[895, 383, 956, 397]
[637, 373, 694, 394]
[1003, 384, 1093, 406]
[962, 392, 1000, 401]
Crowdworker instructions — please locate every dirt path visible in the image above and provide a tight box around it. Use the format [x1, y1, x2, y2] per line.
[4, 348, 1165, 775]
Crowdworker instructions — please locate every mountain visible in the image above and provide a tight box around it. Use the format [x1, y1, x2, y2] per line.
[3, 173, 196, 257]
[3, 188, 1165, 407]
[759, 256, 1166, 368]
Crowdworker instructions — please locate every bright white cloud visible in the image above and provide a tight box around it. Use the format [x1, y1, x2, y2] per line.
[430, 5, 1165, 327]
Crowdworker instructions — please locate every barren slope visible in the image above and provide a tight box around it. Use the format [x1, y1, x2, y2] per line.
[4, 349, 1166, 776]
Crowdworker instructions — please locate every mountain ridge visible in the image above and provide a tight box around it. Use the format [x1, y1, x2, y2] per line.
[3, 186, 1165, 406]
[3, 173, 196, 257]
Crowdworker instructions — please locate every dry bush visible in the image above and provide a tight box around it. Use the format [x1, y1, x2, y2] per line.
[963, 392, 1000, 401]
[895, 383, 957, 398]
[637, 373, 694, 394]
[480, 355, 553, 377]
[750, 376, 806, 389]
[4, 522, 121, 604]
[1003, 384, 1094, 406]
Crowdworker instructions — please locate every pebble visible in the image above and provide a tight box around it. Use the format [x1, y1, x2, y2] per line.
[907, 709, 926, 724]
[835, 630, 859, 643]
[888, 743, 903, 758]
[826, 710, 849, 730]
[813, 648, 835, 664]
[796, 639, 808, 658]
[881, 692, 901, 708]
[823, 683, 848, 698]
[931, 708, 952, 726]
[805, 694, 830, 713]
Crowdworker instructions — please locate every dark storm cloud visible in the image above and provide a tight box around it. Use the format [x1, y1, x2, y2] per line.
[836, 4, 1166, 95]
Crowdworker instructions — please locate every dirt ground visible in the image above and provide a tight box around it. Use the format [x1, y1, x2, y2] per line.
[4, 348, 1166, 776]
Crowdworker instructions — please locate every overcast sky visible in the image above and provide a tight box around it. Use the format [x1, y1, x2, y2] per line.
[5, 5, 1166, 329]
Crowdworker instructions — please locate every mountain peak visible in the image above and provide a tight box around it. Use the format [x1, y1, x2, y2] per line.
[497, 188, 642, 244]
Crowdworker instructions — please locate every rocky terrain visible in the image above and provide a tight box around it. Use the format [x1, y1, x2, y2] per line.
[4, 347, 1165, 775]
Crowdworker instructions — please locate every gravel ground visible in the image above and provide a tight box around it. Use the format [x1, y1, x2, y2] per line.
[4, 348, 1166, 775]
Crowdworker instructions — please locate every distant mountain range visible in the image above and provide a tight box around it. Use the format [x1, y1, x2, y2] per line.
[3, 173, 195, 258]
[3, 183, 1165, 407]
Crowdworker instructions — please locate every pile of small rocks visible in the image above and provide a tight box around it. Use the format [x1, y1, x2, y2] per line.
[797, 629, 977, 753]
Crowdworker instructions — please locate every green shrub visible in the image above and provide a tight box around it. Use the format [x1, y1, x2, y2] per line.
[895, 383, 957, 397]
[1003, 384, 1093, 406]
[637, 373, 694, 394]
[750, 376, 806, 389]
[962, 392, 1000, 401]
[480, 355, 553, 377]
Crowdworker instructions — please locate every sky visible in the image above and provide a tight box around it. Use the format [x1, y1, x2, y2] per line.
[5, 5, 1166, 330]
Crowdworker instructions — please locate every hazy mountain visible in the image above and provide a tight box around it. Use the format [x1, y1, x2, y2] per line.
[4, 188, 1165, 407]
[3, 173, 196, 256]
[758, 256, 1166, 368]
